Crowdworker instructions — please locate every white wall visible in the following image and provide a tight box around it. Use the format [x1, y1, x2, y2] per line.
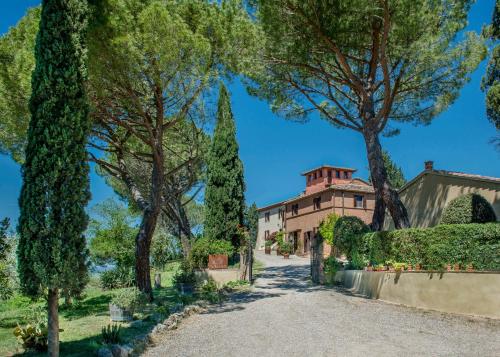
[256, 205, 285, 250]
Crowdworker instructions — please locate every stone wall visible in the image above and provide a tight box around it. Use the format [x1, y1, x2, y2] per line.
[195, 269, 240, 286]
[334, 270, 500, 319]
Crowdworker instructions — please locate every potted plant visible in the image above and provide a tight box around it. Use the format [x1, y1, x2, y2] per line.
[109, 287, 145, 322]
[453, 263, 460, 272]
[416, 263, 422, 271]
[280, 242, 292, 259]
[265, 240, 272, 255]
[173, 260, 197, 295]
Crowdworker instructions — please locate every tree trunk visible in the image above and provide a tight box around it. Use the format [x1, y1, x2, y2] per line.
[178, 204, 192, 257]
[135, 208, 159, 301]
[363, 128, 410, 230]
[310, 233, 324, 284]
[47, 288, 59, 357]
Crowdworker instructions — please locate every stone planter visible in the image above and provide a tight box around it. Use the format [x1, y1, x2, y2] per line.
[109, 304, 132, 322]
[177, 283, 194, 296]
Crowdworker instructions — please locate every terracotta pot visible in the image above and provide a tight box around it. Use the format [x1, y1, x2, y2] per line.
[265, 247, 271, 255]
[407, 264, 413, 271]
[466, 264, 474, 272]
[416, 264, 421, 271]
[367, 266, 373, 272]
[283, 253, 290, 259]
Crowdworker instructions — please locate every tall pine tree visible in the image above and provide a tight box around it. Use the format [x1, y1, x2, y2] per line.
[204, 85, 245, 247]
[17, 1, 90, 355]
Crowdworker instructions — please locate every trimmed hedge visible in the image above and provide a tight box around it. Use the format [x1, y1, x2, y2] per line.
[360, 223, 500, 271]
[440, 193, 496, 224]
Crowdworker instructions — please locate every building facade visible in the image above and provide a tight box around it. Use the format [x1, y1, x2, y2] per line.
[256, 202, 285, 250]
[257, 165, 375, 256]
[384, 161, 500, 229]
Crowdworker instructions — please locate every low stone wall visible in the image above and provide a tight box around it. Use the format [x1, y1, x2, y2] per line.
[195, 269, 240, 286]
[334, 270, 500, 319]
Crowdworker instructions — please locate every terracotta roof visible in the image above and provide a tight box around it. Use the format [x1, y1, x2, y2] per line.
[433, 170, 500, 183]
[257, 201, 285, 212]
[331, 183, 375, 193]
[399, 169, 500, 192]
[301, 165, 357, 176]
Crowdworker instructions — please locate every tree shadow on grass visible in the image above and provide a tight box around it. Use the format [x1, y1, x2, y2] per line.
[60, 294, 113, 321]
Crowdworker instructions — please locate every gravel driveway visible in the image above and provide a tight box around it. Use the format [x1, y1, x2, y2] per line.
[143, 251, 500, 357]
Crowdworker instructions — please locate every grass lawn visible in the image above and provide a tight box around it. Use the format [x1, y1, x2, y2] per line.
[0, 262, 182, 357]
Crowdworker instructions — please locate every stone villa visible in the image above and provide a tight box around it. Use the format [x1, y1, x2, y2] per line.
[256, 165, 375, 256]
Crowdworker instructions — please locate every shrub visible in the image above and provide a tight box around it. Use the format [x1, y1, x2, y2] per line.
[280, 242, 292, 254]
[189, 238, 234, 269]
[100, 266, 135, 290]
[441, 193, 496, 224]
[172, 260, 197, 285]
[334, 216, 370, 258]
[324, 257, 342, 275]
[318, 213, 339, 245]
[110, 287, 146, 312]
[101, 324, 121, 344]
[13, 306, 50, 352]
[360, 223, 500, 271]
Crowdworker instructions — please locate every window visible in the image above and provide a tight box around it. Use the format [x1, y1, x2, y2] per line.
[291, 203, 299, 216]
[313, 172, 317, 179]
[319, 170, 323, 178]
[278, 209, 284, 220]
[354, 195, 364, 208]
[335, 170, 341, 178]
[328, 170, 332, 178]
[344, 171, 349, 179]
[265, 212, 270, 222]
[313, 196, 321, 210]
[308, 174, 312, 183]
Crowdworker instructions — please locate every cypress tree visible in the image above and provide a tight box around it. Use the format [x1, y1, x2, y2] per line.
[204, 84, 245, 247]
[245, 203, 259, 248]
[17, 1, 90, 355]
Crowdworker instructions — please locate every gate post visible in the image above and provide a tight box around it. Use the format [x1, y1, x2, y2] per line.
[311, 232, 324, 284]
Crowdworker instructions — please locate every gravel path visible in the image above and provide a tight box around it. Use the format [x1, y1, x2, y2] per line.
[144, 251, 500, 357]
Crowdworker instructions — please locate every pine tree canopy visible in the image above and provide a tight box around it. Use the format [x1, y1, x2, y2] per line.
[17, 0, 90, 298]
[204, 84, 245, 245]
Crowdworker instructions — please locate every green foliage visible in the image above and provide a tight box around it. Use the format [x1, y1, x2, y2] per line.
[265, 240, 273, 247]
[245, 203, 259, 248]
[323, 257, 342, 275]
[0, 218, 16, 300]
[110, 288, 146, 312]
[204, 85, 246, 246]
[88, 199, 138, 269]
[482, 1, 500, 129]
[172, 260, 197, 285]
[151, 228, 182, 271]
[440, 193, 497, 224]
[334, 216, 370, 259]
[13, 306, 48, 352]
[17, 0, 90, 299]
[0, 7, 39, 162]
[318, 213, 339, 246]
[280, 242, 292, 254]
[189, 237, 235, 269]
[101, 324, 121, 345]
[100, 267, 136, 290]
[199, 278, 222, 303]
[360, 223, 500, 270]
[369, 151, 406, 190]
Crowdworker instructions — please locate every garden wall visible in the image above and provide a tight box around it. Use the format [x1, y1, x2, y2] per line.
[334, 270, 500, 319]
[195, 269, 240, 286]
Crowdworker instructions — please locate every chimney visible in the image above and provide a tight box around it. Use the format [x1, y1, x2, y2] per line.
[424, 161, 434, 171]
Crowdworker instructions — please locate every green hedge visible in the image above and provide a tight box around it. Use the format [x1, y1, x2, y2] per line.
[360, 223, 500, 271]
[441, 193, 496, 224]
[189, 238, 234, 269]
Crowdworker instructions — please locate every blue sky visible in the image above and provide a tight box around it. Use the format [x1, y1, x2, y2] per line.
[1, 0, 499, 224]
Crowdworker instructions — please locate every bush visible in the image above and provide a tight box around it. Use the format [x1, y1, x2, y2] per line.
[13, 306, 49, 352]
[280, 242, 292, 254]
[318, 213, 339, 245]
[101, 324, 121, 344]
[360, 223, 500, 271]
[334, 216, 370, 258]
[189, 238, 234, 269]
[111, 287, 146, 312]
[172, 260, 197, 285]
[441, 193, 496, 224]
[100, 266, 135, 290]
